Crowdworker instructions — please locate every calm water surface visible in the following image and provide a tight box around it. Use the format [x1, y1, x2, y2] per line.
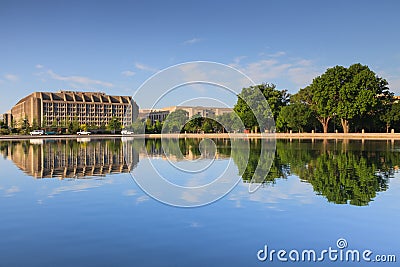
[0, 138, 399, 266]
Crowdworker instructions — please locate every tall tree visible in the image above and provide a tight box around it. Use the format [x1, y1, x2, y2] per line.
[381, 102, 400, 133]
[31, 119, 39, 130]
[69, 116, 80, 134]
[300, 66, 347, 133]
[336, 64, 390, 133]
[131, 118, 145, 134]
[301, 64, 390, 133]
[276, 102, 313, 132]
[184, 114, 202, 133]
[108, 117, 122, 133]
[216, 112, 244, 133]
[234, 83, 289, 132]
[162, 109, 188, 133]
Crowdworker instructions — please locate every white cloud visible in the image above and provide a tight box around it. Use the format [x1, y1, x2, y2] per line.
[47, 180, 114, 198]
[287, 67, 319, 86]
[232, 54, 323, 89]
[6, 186, 20, 194]
[134, 62, 158, 72]
[229, 56, 247, 68]
[178, 62, 209, 81]
[4, 73, 19, 82]
[121, 70, 136, 77]
[3, 186, 20, 197]
[241, 59, 292, 82]
[183, 38, 202, 45]
[267, 51, 286, 57]
[47, 69, 114, 87]
[136, 195, 150, 204]
[123, 189, 137, 196]
[228, 176, 316, 206]
[35, 64, 44, 69]
[189, 222, 202, 228]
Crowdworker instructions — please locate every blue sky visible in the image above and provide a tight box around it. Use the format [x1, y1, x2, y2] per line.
[1, 0, 400, 112]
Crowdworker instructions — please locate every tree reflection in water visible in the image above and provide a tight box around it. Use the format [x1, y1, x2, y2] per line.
[0, 138, 398, 206]
[231, 139, 398, 206]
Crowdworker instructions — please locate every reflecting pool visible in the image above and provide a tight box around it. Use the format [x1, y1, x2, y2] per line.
[0, 138, 399, 266]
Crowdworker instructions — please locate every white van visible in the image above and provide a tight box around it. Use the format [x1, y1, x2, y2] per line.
[121, 130, 134, 135]
[30, 130, 44, 135]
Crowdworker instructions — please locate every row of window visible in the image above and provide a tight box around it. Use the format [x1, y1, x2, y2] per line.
[43, 103, 127, 110]
[43, 112, 124, 116]
[43, 107, 126, 111]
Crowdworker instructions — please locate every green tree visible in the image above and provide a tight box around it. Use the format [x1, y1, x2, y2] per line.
[19, 116, 30, 134]
[299, 66, 347, 133]
[216, 112, 244, 133]
[276, 102, 313, 132]
[302, 64, 390, 133]
[51, 119, 57, 128]
[131, 118, 145, 134]
[154, 120, 163, 134]
[162, 109, 188, 133]
[184, 114, 202, 133]
[201, 118, 213, 133]
[69, 116, 80, 134]
[381, 102, 400, 133]
[81, 124, 88, 131]
[145, 118, 154, 133]
[216, 113, 231, 132]
[337, 64, 390, 133]
[108, 117, 122, 133]
[100, 121, 107, 130]
[41, 117, 48, 128]
[31, 119, 39, 131]
[11, 119, 17, 129]
[234, 83, 288, 132]
[87, 123, 98, 131]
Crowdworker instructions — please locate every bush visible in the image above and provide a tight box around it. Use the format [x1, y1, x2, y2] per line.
[0, 128, 10, 135]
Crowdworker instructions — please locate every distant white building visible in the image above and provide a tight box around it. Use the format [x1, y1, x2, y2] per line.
[138, 109, 170, 123]
[138, 106, 233, 122]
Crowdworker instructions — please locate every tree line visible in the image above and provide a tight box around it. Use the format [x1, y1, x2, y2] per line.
[0, 115, 123, 135]
[140, 63, 399, 134]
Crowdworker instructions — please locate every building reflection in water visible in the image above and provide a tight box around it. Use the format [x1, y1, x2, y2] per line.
[0, 138, 229, 180]
[0, 139, 139, 179]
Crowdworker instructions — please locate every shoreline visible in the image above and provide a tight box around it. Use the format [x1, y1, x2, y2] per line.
[1, 132, 400, 140]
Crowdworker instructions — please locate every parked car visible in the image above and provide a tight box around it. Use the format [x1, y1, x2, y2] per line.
[30, 130, 44, 135]
[121, 130, 134, 135]
[45, 131, 56, 135]
[77, 130, 91, 135]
